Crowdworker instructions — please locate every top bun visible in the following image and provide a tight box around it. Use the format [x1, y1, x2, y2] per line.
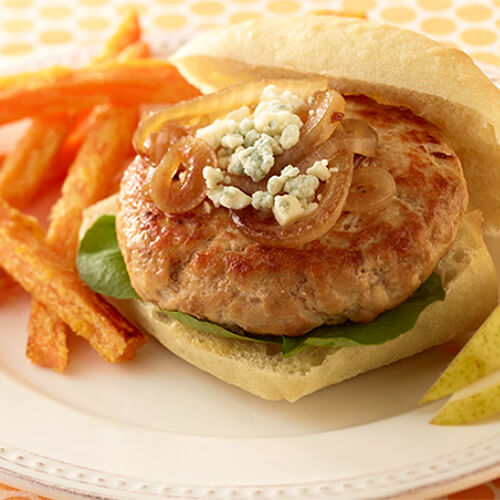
[171, 16, 500, 231]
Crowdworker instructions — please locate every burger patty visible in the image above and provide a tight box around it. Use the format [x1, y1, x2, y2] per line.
[116, 95, 468, 336]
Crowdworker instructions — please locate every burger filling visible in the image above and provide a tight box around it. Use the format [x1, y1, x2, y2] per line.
[78, 79, 468, 355]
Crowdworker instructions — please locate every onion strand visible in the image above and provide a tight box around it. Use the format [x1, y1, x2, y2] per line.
[135, 78, 330, 157]
[271, 89, 345, 174]
[151, 136, 215, 215]
[231, 153, 354, 248]
[344, 166, 396, 213]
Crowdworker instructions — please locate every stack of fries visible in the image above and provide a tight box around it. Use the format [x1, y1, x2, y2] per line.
[0, 12, 200, 372]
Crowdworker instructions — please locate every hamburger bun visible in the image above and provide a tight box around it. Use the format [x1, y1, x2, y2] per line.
[81, 197, 496, 401]
[172, 16, 500, 232]
[81, 16, 499, 401]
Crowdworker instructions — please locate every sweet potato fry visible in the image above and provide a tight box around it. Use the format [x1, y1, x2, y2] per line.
[0, 11, 143, 209]
[50, 44, 151, 178]
[24, 15, 151, 370]
[0, 117, 71, 208]
[0, 60, 200, 126]
[117, 41, 151, 60]
[0, 197, 146, 362]
[0, 119, 74, 297]
[94, 10, 141, 62]
[53, 111, 93, 174]
[26, 303, 69, 372]
[26, 105, 138, 370]
[50, 105, 137, 260]
[0, 14, 149, 301]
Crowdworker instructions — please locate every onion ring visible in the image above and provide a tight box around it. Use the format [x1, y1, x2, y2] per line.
[271, 89, 345, 174]
[134, 78, 329, 157]
[344, 166, 396, 213]
[290, 120, 378, 175]
[231, 153, 354, 248]
[340, 119, 378, 157]
[228, 118, 378, 196]
[142, 124, 189, 164]
[151, 136, 216, 215]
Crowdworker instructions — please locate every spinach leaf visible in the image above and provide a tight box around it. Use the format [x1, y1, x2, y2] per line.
[160, 310, 281, 345]
[281, 273, 445, 357]
[76, 215, 140, 300]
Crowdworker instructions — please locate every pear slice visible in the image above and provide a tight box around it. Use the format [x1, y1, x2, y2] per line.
[421, 303, 500, 404]
[431, 369, 500, 425]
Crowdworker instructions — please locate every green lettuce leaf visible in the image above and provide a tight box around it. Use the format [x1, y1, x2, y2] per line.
[280, 272, 445, 357]
[76, 215, 140, 300]
[77, 215, 445, 357]
[160, 310, 281, 345]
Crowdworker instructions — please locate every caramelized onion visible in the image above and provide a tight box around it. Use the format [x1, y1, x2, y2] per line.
[226, 173, 264, 195]
[134, 78, 329, 157]
[231, 153, 354, 248]
[228, 118, 378, 196]
[272, 89, 345, 173]
[289, 120, 378, 174]
[142, 124, 189, 164]
[344, 166, 396, 213]
[340, 119, 378, 157]
[151, 136, 215, 214]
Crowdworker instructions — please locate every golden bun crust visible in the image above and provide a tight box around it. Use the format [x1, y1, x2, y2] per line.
[81, 198, 497, 402]
[171, 16, 500, 232]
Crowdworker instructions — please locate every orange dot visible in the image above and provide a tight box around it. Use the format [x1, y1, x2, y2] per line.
[230, 11, 262, 23]
[342, 0, 376, 11]
[449, 484, 495, 500]
[3, 0, 32, 7]
[417, 0, 452, 11]
[493, 479, 500, 488]
[381, 7, 416, 23]
[79, 0, 108, 5]
[154, 14, 187, 30]
[457, 4, 493, 22]
[116, 4, 147, 15]
[1, 18, 32, 32]
[267, 0, 300, 14]
[421, 17, 456, 34]
[192, 1, 225, 15]
[78, 16, 109, 30]
[461, 28, 497, 45]
[40, 30, 72, 45]
[0, 42, 32, 56]
[40, 6, 71, 19]
[472, 51, 500, 66]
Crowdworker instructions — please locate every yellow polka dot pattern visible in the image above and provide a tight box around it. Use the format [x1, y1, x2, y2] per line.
[0, 0, 497, 72]
[0, 1, 498, 500]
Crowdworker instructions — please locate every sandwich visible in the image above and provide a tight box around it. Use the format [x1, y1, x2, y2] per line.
[77, 16, 500, 402]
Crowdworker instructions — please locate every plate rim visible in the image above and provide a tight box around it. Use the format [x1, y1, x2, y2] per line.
[0, 437, 500, 500]
[1, 46, 500, 500]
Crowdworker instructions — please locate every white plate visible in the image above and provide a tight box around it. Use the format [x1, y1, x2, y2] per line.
[0, 48, 499, 500]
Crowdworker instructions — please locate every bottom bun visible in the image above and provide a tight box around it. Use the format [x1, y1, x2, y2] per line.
[81, 198, 497, 402]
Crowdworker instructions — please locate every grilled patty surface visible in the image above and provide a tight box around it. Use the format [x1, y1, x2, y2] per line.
[117, 95, 468, 336]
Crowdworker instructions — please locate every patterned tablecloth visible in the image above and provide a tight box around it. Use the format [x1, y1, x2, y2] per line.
[0, 0, 498, 499]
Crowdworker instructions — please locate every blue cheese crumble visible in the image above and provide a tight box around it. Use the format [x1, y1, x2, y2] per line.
[273, 195, 318, 226]
[197, 85, 337, 223]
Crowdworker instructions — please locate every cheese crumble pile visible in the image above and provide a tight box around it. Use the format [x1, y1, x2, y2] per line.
[197, 85, 338, 226]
